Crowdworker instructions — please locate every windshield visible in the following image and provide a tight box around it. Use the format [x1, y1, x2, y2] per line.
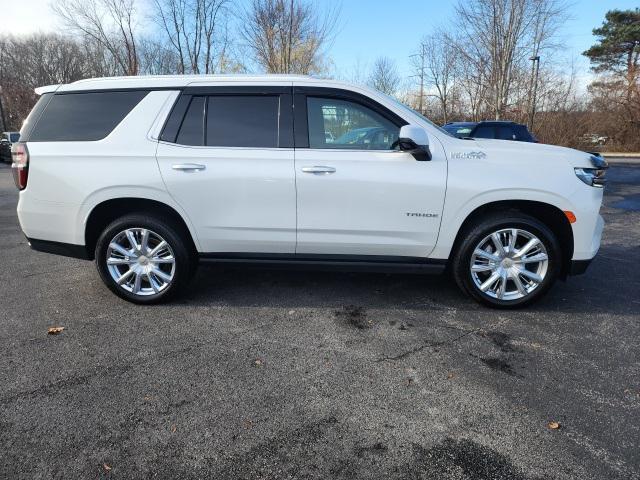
[443, 125, 474, 137]
[378, 92, 454, 137]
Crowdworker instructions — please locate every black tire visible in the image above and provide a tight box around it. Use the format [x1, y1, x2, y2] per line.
[452, 211, 561, 309]
[95, 213, 196, 304]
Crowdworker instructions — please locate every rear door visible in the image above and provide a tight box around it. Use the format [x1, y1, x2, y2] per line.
[156, 86, 296, 254]
[293, 87, 447, 258]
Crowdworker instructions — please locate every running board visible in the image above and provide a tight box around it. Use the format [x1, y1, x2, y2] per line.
[198, 253, 447, 274]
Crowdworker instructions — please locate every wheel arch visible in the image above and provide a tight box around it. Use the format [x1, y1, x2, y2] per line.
[84, 197, 199, 260]
[449, 200, 574, 278]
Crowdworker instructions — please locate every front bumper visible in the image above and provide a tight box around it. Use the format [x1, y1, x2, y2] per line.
[567, 213, 603, 276]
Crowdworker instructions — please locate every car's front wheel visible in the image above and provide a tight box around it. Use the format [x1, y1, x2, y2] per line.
[95, 214, 195, 304]
[452, 212, 561, 308]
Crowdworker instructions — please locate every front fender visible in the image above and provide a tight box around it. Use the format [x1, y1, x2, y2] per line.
[430, 188, 575, 259]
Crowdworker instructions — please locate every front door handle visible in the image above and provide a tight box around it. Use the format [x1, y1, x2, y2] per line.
[172, 163, 206, 172]
[301, 166, 336, 175]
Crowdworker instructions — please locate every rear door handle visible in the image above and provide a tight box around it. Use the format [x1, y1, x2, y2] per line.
[172, 163, 206, 172]
[301, 166, 336, 175]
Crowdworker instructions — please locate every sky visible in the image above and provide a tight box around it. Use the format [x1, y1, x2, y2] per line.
[4, 0, 638, 85]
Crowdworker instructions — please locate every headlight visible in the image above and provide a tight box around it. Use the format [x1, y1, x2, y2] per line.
[574, 167, 606, 187]
[574, 154, 608, 187]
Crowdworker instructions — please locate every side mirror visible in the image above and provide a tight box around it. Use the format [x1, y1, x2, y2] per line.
[398, 125, 431, 161]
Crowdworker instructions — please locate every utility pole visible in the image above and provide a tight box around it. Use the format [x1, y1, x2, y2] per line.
[528, 55, 541, 131]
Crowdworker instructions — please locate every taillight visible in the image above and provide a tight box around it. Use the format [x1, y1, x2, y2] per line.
[11, 142, 29, 190]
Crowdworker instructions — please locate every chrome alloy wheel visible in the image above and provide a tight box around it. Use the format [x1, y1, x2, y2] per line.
[470, 228, 549, 301]
[106, 228, 176, 296]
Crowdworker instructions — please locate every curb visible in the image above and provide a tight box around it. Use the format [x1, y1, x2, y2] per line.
[601, 153, 640, 156]
[603, 155, 640, 165]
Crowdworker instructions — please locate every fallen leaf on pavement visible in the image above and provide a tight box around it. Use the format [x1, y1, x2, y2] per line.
[548, 421, 561, 430]
[254, 359, 263, 367]
[48, 326, 64, 335]
[447, 373, 455, 379]
[170, 424, 177, 433]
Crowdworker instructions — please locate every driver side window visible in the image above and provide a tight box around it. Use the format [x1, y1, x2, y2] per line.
[307, 97, 399, 150]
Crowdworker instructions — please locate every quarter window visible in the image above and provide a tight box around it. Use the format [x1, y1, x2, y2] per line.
[514, 125, 533, 142]
[176, 96, 205, 146]
[306, 97, 399, 150]
[27, 91, 148, 142]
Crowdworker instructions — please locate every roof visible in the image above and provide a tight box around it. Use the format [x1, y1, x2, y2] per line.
[35, 74, 361, 95]
[477, 120, 519, 125]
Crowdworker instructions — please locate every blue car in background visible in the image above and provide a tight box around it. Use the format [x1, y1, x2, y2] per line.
[443, 121, 537, 143]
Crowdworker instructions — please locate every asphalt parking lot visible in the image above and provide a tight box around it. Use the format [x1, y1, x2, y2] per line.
[0, 162, 638, 479]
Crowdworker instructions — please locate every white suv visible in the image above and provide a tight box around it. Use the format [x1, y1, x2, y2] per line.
[12, 75, 607, 307]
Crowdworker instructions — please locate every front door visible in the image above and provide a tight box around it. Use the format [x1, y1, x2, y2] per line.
[156, 87, 296, 254]
[294, 89, 447, 258]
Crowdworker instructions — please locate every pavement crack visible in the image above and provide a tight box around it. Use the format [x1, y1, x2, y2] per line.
[0, 364, 133, 406]
[0, 346, 195, 406]
[376, 328, 478, 362]
[23, 265, 86, 278]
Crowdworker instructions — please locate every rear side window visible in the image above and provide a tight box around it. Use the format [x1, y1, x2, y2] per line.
[171, 95, 281, 148]
[27, 91, 148, 142]
[497, 126, 516, 140]
[206, 96, 279, 148]
[472, 125, 495, 139]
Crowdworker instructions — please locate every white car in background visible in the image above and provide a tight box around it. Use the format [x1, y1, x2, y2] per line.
[12, 75, 607, 307]
[581, 133, 608, 146]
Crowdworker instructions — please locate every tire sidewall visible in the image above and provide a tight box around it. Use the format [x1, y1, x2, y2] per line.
[455, 215, 561, 308]
[95, 214, 192, 304]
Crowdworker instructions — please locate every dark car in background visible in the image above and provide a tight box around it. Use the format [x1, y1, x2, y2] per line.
[443, 121, 537, 143]
[1, 132, 20, 163]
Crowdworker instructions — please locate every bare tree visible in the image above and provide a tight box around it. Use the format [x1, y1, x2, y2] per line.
[340, 57, 370, 86]
[241, 0, 337, 74]
[153, 0, 232, 74]
[451, 0, 569, 119]
[413, 33, 457, 124]
[368, 57, 400, 96]
[138, 38, 180, 75]
[455, 50, 489, 121]
[0, 34, 114, 129]
[52, 0, 140, 75]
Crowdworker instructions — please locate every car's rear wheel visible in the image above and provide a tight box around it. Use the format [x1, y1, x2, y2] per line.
[452, 212, 561, 308]
[95, 214, 195, 304]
